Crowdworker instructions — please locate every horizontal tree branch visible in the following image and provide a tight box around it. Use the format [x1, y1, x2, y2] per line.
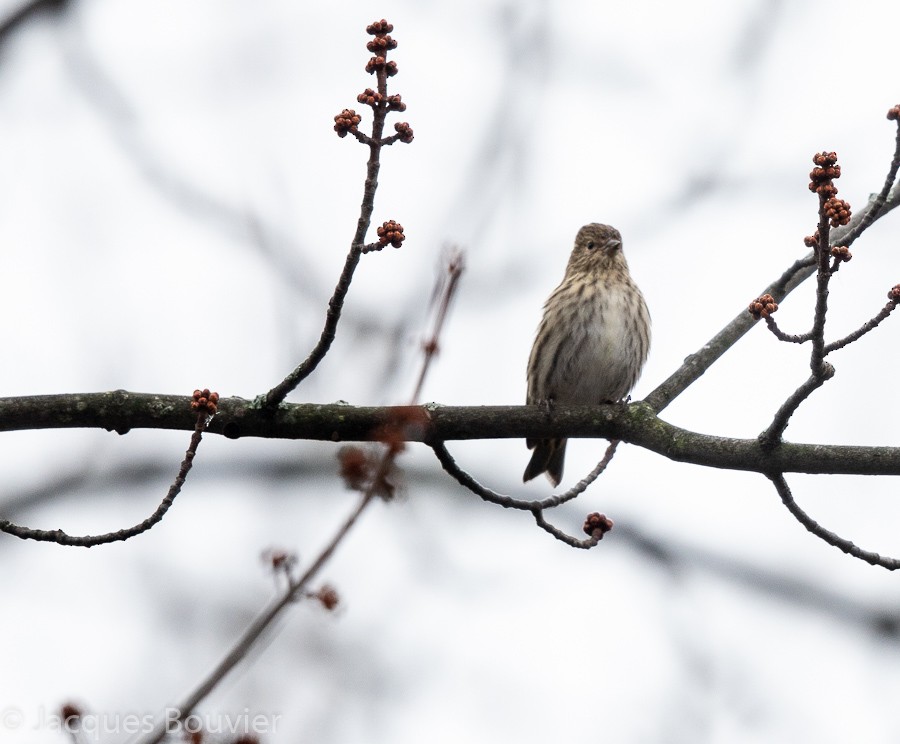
[2, 391, 899, 477]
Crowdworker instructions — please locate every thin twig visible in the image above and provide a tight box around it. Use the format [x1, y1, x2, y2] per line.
[823, 297, 900, 354]
[763, 316, 811, 344]
[531, 509, 602, 549]
[410, 248, 464, 404]
[809, 194, 833, 376]
[759, 188, 838, 445]
[262, 243, 366, 408]
[839, 117, 900, 245]
[150, 489, 375, 744]
[0, 412, 209, 547]
[768, 472, 900, 570]
[430, 439, 619, 512]
[759, 372, 831, 446]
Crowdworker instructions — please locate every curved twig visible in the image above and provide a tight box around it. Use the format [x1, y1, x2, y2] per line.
[430, 439, 619, 512]
[839, 118, 900, 246]
[824, 297, 900, 354]
[768, 472, 900, 570]
[760, 373, 830, 447]
[531, 509, 603, 550]
[763, 316, 811, 344]
[0, 413, 208, 547]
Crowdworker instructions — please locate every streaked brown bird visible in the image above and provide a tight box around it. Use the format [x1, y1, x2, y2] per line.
[524, 223, 651, 486]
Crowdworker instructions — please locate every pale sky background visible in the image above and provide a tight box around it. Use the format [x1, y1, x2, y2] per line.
[2, 1, 900, 743]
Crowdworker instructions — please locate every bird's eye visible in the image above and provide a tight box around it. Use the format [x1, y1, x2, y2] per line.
[586, 241, 596, 250]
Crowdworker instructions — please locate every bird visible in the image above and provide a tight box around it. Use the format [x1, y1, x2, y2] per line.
[524, 223, 650, 486]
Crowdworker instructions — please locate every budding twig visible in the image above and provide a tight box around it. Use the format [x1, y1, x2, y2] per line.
[431, 439, 621, 547]
[264, 19, 413, 409]
[839, 106, 900, 245]
[645, 109, 900, 415]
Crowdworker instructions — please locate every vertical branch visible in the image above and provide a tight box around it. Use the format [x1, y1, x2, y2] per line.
[805, 151, 851, 377]
[760, 153, 850, 444]
[410, 248, 464, 403]
[809, 193, 832, 375]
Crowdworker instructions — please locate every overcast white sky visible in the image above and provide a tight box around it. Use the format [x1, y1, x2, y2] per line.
[2, 1, 900, 743]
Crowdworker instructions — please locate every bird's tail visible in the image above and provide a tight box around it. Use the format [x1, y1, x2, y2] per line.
[523, 437, 567, 487]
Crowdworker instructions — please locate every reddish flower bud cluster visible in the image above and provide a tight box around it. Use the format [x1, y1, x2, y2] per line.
[336, 20, 412, 146]
[394, 121, 414, 143]
[887, 105, 900, 121]
[191, 388, 219, 415]
[365, 56, 398, 76]
[337, 445, 398, 500]
[364, 20, 400, 75]
[338, 446, 371, 491]
[333, 108, 361, 137]
[824, 197, 852, 227]
[356, 90, 406, 113]
[830, 245, 852, 263]
[366, 34, 398, 53]
[583, 512, 614, 538]
[749, 293, 779, 319]
[808, 151, 841, 196]
[261, 548, 298, 575]
[803, 231, 819, 248]
[888, 284, 900, 301]
[315, 584, 340, 611]
[366, 19, 393, 35]
[387, 94, 406, 112]
[377, 219, 406, 247]
[357, 88, 382, 106]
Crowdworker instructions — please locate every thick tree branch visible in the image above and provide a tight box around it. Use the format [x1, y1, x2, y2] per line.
[4, 392, 900, 476]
